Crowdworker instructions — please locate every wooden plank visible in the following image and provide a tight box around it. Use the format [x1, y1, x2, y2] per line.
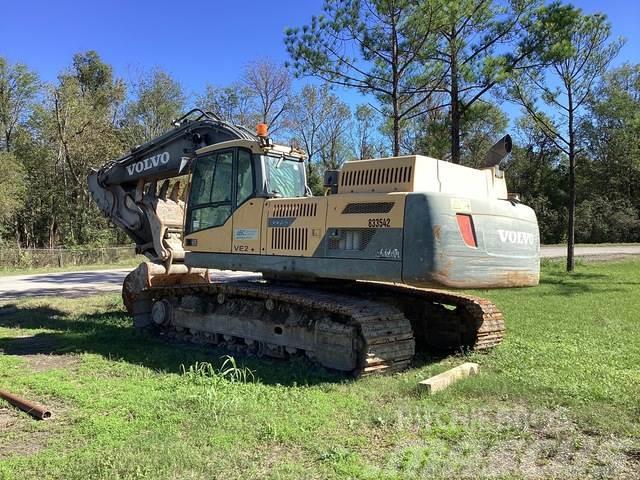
[418, 362, 479, 394]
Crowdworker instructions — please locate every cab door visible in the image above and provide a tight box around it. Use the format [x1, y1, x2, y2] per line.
[231, 148, 263, 254]
[184, 149, 234, 253]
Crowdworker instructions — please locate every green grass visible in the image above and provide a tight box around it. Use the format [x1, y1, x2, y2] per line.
[1, 260, 639, 479]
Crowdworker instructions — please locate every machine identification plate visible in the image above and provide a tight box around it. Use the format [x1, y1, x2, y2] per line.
[368, 218, 391, 228]
[450, 198, 472, 212]
[234, 229, 258, 241]
[268, 218, 295, 228]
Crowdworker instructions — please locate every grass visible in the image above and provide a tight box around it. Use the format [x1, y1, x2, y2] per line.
[0, 260, 639, 479]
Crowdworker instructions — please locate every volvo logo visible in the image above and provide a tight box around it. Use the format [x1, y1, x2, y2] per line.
[497, 229, 536, 246]
[126, 151, 170, 176]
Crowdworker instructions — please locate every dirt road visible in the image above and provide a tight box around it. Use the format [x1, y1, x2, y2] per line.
[0, 269, 259, 302]
[540, 244, 640, 259]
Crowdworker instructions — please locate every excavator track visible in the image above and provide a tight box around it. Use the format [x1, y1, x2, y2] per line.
[124, 272, 505, 377]
[345, 283, 506, 352]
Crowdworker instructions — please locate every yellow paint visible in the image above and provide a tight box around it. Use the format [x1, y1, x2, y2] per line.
[184, 217, 233, 253]
[326, 193, 406, 229]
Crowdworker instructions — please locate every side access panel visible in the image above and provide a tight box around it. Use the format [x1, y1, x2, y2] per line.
[263, 197, 327, 257]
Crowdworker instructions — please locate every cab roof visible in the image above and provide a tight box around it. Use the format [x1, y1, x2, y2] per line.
[195, 139, 306, 161]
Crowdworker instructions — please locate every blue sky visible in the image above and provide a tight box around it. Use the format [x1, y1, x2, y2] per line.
[1, 0, 638, 120]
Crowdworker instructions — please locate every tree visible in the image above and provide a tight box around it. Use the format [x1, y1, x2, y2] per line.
[196, 83, 254, 126]
[286, 0, 444, 156]
[318, 101, 351, 169]
[123, 68, 185, 144]
[242, 59, 291, 134]
[0, 57, 40, 151]
[505, 116, 567, 244]
[286, 84, 351, 193]
[351, 104, 380, 159]
[45, 51, 125, 245]
[0, 151, 25, 227]
[457, 102, 508, 167]
[409, 100, 507, 164]
[432, 0, 544, 163]
[581, 64, 640, 211]
[509, 9, 623, 270]
[51, 51, 125, 191]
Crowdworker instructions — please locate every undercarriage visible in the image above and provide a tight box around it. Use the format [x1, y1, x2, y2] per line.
[122, 263, 505, 376]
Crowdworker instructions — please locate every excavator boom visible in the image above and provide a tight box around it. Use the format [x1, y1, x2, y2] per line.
[88, 110, 257, 263]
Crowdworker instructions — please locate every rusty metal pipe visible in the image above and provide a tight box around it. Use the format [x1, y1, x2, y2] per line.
[0, 389, 52, 420]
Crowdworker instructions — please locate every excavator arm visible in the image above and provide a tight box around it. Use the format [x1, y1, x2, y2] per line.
[88, 110, 257, 267]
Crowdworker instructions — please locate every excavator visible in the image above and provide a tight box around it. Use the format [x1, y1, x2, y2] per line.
[88, 110, 539, 376]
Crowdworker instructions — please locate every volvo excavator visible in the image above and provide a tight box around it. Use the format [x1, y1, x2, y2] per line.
[88, 110, 539, 376]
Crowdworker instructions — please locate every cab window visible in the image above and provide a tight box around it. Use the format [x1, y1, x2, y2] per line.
[187, 150, 233, 233]
[265, 156, 305, 198]
[236, 149, 254, 205]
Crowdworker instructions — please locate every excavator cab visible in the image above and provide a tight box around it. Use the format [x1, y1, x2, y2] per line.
[183, 139, 308, 255]
[186, 142, 307, 236]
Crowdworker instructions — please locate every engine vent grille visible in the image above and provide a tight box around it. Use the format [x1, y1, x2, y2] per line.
[328, 229, 376, 251]
[272, 202, 318, 217]
[270, 227, 309, 251]
[342, 202, 395, 214]
[340, 166, 412, 187]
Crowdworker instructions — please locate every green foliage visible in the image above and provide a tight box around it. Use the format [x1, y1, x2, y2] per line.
[196, 82, 255, 126]
[410, 101, 508, 166]
[306, 162, 326, 196]
[0, 151, 26, 224]
[0, 57, 40, 151]
[7, 51, 127, 247]
[508, 7, 624, 269]
[286, 0, 444, 154]
[433, 0, 542, 163]
[287, 84, 352, 179]
[509, 7, 624, 152]
[505, 117, 568, 243]
[581, 64, 640, 212]
[575, 197, 640, 243]
[122, 68, 185, 144]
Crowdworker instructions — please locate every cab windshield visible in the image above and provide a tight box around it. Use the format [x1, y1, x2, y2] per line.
[265, 155, 305, 198]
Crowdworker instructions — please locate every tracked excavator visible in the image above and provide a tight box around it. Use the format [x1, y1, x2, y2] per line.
[88, 110, 539, 376]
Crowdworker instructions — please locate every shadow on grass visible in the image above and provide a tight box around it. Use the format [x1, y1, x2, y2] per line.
[2, 304, 423, 386]
[538, 269, 638, 296]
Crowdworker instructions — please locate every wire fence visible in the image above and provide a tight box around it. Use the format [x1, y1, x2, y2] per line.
[0, 246, 138, 269]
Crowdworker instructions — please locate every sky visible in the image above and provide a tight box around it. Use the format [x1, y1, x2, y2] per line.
[1, 0, 639, 121]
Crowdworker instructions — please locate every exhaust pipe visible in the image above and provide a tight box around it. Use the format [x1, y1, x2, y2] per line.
[0, 389, 52, 420]
[483, 134, 512, 168]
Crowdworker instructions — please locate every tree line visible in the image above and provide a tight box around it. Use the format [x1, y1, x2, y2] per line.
[0, 0, 638, 272]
